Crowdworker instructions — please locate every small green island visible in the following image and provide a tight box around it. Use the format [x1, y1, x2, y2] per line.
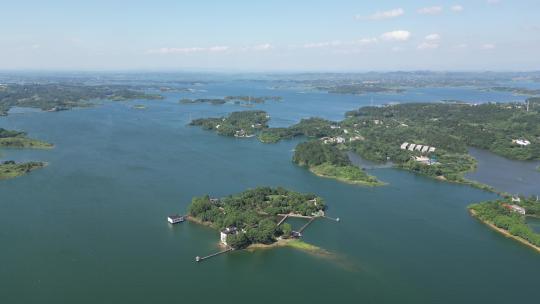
[469, 197, 540, 252]
[0, 83, 163, 115]
[180, 95, 282, 106]
[0, 128, 53, 179]
[186, 187, 327, 251]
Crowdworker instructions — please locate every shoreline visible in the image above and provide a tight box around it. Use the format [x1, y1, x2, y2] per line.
[469, 209, 540, 254]
[308, 166, 386, 187]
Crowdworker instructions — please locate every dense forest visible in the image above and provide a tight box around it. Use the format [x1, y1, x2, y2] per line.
[346, 101, 540, 161]
[0, 83, 163, 115]
[190, 100, 539, 187]
[293, 140, 382, 186]
[189, 110, 269, 137]
[187, 187, 325, 249]
[469, 197, 540, 247]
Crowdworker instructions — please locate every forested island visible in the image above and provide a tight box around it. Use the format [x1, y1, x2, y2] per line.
[0, 128, 53, 179]
[0, 83, 163, 115]
[317, 83, 405, 95]
[187, 187, 326, 249]
[469, 197, 540, 252]
[180, 95, 281, 105]
[189, 110, 269, 137]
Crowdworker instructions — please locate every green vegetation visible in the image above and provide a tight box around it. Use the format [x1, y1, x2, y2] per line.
[187, 187, 325, 249]
[469, 197, 540, 249]
[180, 98, 226, 105]
[346, 102, 540, 161]
[180, 95, 282, 106]
[316, 84, 405, 95]
[189, 110, 269, 137]
[486, 87, 540, 96]
[192, 101, 540, 187]
[0, 128, 53, 179]
[0, 83, 163, 115]
[0, 160, 46, 179]
[293, 141, 383, 186]
[0, 128, 54, 149]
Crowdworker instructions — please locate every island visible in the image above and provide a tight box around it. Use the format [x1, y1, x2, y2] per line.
[317, 83, 405, 95]
[186, 187, 326, 250]
[0, 83, 163, 115]
[180, 95, 282, 106]
[189, 110, 269, 137]
[469, 196, 540, 253]
[0, 161, 47, 179]
[0, 128, 53, 179]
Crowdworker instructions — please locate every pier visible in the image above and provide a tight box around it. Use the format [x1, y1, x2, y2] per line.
[276, 214, 289, 226]
[195, 247, 233, 263]
[298, 217, 316, 233]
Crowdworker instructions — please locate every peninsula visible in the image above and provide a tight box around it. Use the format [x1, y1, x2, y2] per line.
[469, 197, 540, 252]
[189, 112, 382, 186]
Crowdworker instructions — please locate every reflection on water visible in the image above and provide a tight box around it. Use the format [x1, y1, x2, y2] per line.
[527, 217, 540, 233]
[466, 148, 540, 196]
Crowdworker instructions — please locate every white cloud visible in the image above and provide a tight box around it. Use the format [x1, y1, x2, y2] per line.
[357, 8, 404, 20]
[247, 43, 273, 51]
[425, 34, 441, 41]
[417, 42, 439, 50]
[451, 5, 464, 12]
[303, 40, 343, 49]
[417, 6, 443, 15]
[481, 43, 496, 50]
[147, 46, 230, 54]
[454, 43, 468, 49]
[380, 30, 411, 41]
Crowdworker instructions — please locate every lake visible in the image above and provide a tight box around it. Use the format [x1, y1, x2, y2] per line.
[0, 80, 538, 304]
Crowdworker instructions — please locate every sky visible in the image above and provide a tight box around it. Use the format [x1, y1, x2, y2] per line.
[1, 0, 539, 71]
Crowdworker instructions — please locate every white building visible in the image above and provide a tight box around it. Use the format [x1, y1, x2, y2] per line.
[415, 145, 423, 151]
[421, 146, 430, 153]
[400, 142, 409, 150]
[220, 227, 238, 245]
[408, 144, 416, 151]
[509, 205, 526, 215]
[167, 215, 185, 224]
[335, 137, 346, 144]
[513, 139, 531, 146]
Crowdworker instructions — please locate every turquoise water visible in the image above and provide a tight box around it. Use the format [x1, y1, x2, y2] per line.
[1, 81, 538, 303]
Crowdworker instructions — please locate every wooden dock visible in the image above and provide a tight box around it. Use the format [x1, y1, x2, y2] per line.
[298, 217, 316, 233]
[276, 214, 289, 226]
[195, 247, 233, 263]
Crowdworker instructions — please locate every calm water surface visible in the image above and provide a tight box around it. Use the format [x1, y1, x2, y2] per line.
[0, 81, 538, 304]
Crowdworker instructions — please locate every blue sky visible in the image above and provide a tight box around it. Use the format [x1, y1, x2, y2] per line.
[1, 0, 539, 71]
